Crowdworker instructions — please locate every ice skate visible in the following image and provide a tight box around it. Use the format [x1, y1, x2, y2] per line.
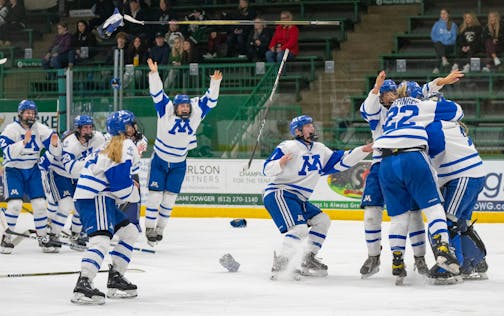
[270, 251, 301, 281]
[1, 232, 14, 254]
[38, 234, 58, 253]
[461, 259, 488, 280]
[71, 274, 105, 305]
[145, 227, 158, 247]
[392, 251, 407, 285]
[107, 264, 138, 299]
[413, 256, 429, 276]
[155, 226, 164, 242]
[300, 252, 328, 277]
[360, 255, 380, 278]
[432, 234, 460, 275]
[70, 231, 88, 251]
[428, 264, 462, 285]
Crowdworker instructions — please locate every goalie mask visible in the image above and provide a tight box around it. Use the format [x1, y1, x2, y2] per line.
[173, 94, 191, 119]
[17, 100, 38, 127]
[289, 115, 318, 142]
[74, 115, 94, 141]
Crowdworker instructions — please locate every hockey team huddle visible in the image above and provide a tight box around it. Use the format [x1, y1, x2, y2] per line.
[0, 61, 488, 304]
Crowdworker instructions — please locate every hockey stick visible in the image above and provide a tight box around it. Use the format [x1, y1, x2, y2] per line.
[246, 49, 290, 170]
[123, 14, 340, 26]
[0, 268, 145, 278]
[6, 229, 85, 250]
[59, 230, 156, 254]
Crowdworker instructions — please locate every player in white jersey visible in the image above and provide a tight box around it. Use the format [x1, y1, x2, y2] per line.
[71, 111, 141, 305]
[359, 71, 463, 278]
[144, 58, 222, 245]
[419, 92, 487, 282]
[263, 115, 372, 279]
[0, 100, 62, 254]
[373, 82, 462, 283]
[40, 115, 105, 249]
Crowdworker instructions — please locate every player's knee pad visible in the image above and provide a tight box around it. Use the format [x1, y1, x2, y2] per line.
[57, 197, 74, 216]
[462, 224, 487, 257]
[7, 199, 23, 215]
[162, 191, 177, 207]
[31, 198, 47, 216]
[146, 190, 163, 208]
[286, 224, 309, 240]
[114, 223, 139, 245]
[307, 212, 331, 234]
[87, 235, 110, 255]
[461, 225, 486, 272]
[364, 206, 383, 227]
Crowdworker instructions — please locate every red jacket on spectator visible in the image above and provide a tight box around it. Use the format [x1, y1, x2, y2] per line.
[268, 25, 299, 56]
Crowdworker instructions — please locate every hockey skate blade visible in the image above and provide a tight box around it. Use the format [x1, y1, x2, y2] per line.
[0, 247, 13, 254]
[146, 240, 157, 247]
[71, 292, 105, 305]
[462, 272, 488, 281]
[300, 268, 328, 278]
[395, 276, 406, 286]
[361, 267, 379, 279]
[107, 288, 138, 299]
[428, 275, 463, 286]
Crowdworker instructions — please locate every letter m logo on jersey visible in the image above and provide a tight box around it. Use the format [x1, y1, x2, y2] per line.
[298, 154, 322, 176]
[168, 119, 194, 135]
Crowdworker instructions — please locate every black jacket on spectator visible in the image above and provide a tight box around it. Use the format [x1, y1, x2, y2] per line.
[482, 21, 504, 51]
[247, 27, 272, 61]
[149, 42, 170, 64]
[457, 25, 483, 54]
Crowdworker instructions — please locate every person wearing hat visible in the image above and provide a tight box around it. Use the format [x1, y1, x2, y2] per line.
[149, 31, 170, 65]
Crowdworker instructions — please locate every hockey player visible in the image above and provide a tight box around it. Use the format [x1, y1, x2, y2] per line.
[60, 115, 106, 248]
[0, 100, 62, 254]
[144, 58, 222, 246]
[359, 70, 463, 278]
[263, 115, 373, 279]
[373, 82, 461, 284]
[71, 111, 141, 305]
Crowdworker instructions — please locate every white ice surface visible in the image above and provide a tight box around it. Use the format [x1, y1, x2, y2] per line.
[0, 214, 503, 315]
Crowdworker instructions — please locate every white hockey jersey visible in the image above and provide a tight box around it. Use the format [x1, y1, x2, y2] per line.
[73, 138, 140, 203]
[104, 132, 147, 175]
[61, 131, 106, 179]
[361, 79, 444, 163]
[0, 121, 61, 169]
[149, 71, 220, 163]
[373, 96, 464, 150]
[428, 121, 485, 186]
[263, 140, 369, 200]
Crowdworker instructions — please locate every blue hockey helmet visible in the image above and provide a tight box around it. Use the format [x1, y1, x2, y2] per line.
[173, 94, 191, 119]
[106, 110, 136, 136]
[73, 115, 94, 128]
[401, 81, 423, 99]
[289, 115, 313, 136]
[18, 100, 38, 126]
[379, 79, 397, 94]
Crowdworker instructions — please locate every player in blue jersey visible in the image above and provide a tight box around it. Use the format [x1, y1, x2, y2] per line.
[0, 100, 62, 254]
[144, 58, 222, 246]
[373, 82, 462, 284]
[71, 111, 141, 305]
[263, 115, 373, 279]
[359, 71, 463, 278]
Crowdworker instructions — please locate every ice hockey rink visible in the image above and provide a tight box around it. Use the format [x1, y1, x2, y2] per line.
[1, 213, 503, 316]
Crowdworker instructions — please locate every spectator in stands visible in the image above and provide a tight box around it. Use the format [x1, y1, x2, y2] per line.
[0, 0, 26, 47]
[88, 0, 115, 30]
[204, 27, 227, 58]
[266, 11, 298, 63]
[105, 31, 128, 65]
[164, 20, 186, 48]
[149, 32, 170, 65]
[152, 0, 176, 35]
[42, 22, 72, 71]
[247, 17, 271, 62]
[224, 0, 256, 57]
[70, 20, 97, 66]
[431, 8, 457, 74]
[454, 12, 482, 73]
[181, 39, 199, 64]
[0, 0, 8, 44]
[125, 35, 148, 66]
[184, 9, 206, 45]
[124, 0, 146, 38]
[482, 10, 504, 71]
[164, 35, 183, 89]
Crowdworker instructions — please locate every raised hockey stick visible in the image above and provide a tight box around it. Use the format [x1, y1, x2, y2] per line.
[123, 14, 340, 26]
[0, 268, 145, 278]
[246, 49, 290, 170]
